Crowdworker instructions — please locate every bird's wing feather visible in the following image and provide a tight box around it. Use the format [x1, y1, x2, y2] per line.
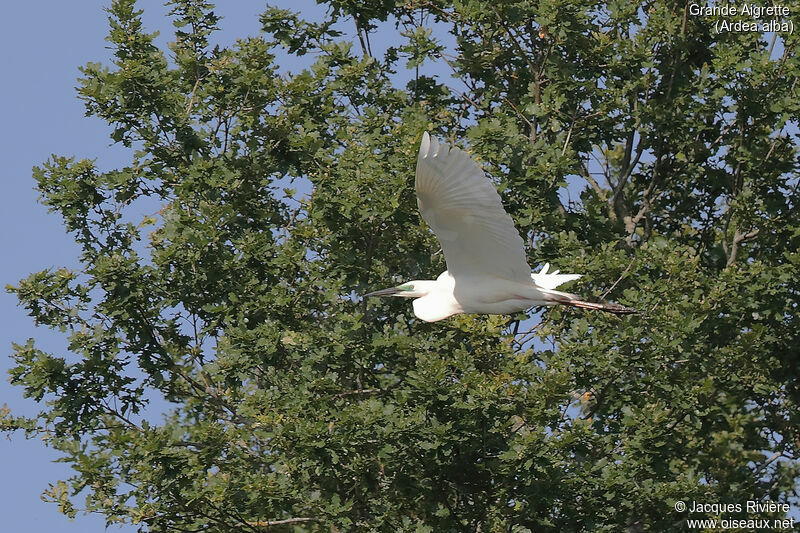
[415, 132, 531, 282]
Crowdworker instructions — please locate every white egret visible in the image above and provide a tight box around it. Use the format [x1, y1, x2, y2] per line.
[364, 132, 635, 322]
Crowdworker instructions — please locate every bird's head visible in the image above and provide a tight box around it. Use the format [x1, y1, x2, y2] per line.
[362, 281, 431, 300]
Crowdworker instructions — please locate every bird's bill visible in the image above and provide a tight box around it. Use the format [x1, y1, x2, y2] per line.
[362, 286, 404, 299]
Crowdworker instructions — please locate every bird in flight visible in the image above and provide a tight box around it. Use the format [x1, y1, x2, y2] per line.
[364, 132, 636, 322]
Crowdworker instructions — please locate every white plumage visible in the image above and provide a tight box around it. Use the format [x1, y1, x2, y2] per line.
[364, 132, 635, 322]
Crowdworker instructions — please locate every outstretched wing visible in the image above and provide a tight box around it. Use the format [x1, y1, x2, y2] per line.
[415, 132, 531, 283]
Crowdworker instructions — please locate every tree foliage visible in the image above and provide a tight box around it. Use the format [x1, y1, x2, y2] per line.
[4, 0, 800, 531]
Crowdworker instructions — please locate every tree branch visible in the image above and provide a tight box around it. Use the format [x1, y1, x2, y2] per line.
[610, 133, 644, 223]
[580, 161, 608, 201]
[600, 258, 636, 300]
[726, 228, 760, 266]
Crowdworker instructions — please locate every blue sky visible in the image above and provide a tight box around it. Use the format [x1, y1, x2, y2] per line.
[0, 2, 315, 530]
[2, 2, 455, 530]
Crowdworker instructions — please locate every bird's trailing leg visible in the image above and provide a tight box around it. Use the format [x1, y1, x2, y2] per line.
[554, 298, 637, 316]
[500, 315, 521, 334]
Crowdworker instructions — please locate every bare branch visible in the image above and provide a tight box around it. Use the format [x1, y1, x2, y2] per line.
[580, 162, 608, 201]
[611, 134, 644, 215]
[601, 258, 636, 300]
[726, 228, 760, 266]
[185, 77, 202, 115]
[502, 96, 534, 131]
[561, 120, 574, 157]
[754, 451, 784, 476]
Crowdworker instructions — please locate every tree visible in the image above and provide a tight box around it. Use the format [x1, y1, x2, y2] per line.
[4, 0, 799, 531]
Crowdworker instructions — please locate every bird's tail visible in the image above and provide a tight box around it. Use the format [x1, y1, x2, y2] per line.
[531, 262, 582, 290]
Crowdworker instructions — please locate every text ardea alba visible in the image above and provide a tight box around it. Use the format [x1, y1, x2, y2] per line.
[364, 132, 636, 322]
